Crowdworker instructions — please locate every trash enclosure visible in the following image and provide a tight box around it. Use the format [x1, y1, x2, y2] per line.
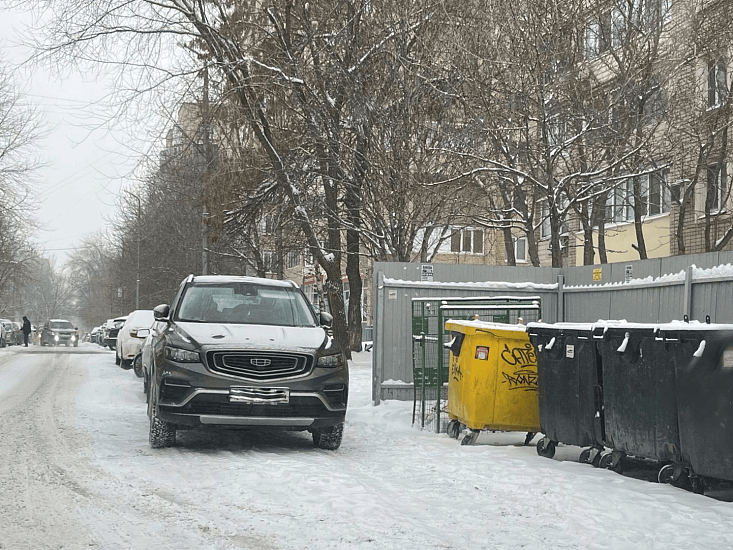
[411, 296, 541, 432]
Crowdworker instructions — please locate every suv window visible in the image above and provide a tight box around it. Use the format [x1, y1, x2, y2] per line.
[175, 282, 317, 327]
[49, 321, 74, 330]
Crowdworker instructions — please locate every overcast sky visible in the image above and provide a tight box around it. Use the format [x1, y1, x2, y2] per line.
[0, 6, 143, 265]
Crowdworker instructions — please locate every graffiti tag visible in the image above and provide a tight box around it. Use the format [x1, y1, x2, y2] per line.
[500, 343, 536, 366]
[500, 342, 537, 391]
[450, 356, 463, 382]
[502, 368, 538, 391]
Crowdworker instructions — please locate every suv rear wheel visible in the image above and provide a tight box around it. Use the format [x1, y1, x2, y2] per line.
[312, 422, 344, 450]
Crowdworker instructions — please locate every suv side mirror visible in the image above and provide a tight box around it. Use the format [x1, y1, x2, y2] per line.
[153, 304, 170, 320]
[319, 311, 333, 328]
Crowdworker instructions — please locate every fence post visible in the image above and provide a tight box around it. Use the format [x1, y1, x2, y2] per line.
[683, 265, 693, 321]
[557, 274, 564, 322]
[373, 271, 385, 405]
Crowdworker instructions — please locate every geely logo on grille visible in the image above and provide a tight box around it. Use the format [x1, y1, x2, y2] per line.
[250, 358, 272, 367]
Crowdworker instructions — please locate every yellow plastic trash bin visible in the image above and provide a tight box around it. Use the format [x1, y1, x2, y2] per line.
[445, 319, 540, 445]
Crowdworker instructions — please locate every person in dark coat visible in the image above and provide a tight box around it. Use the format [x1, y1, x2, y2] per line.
[21, 316, 32, 347]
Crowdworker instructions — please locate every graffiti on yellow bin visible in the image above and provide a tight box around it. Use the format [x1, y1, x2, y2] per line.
[450, 354, 463, 382]
[500, 342, 538, 391]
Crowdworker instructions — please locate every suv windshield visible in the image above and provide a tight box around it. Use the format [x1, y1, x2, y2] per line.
[49, 321, 75, 330]
[176, 282, 318, 327]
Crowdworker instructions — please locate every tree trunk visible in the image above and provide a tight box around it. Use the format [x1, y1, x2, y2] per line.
[503, 226, 516, 266]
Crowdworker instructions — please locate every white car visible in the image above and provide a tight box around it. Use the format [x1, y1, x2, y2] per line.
[0, 318, 9, 347]
[115, 310, 155, 369]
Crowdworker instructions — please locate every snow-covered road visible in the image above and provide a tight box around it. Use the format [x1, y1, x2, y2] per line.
[0, 343, 732, 549]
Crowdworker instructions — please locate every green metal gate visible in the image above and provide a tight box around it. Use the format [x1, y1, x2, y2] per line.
[411, 296, 542, 432]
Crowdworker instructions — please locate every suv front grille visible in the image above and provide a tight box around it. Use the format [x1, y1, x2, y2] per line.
[207, 351, 313, 381]
[185, 398, 337, 418]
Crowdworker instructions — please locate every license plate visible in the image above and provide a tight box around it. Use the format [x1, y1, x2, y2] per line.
[229, 387, 289, 404]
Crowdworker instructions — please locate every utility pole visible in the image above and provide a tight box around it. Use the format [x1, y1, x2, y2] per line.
[126, 190, 141, 309]
[201, 63, 211, 275]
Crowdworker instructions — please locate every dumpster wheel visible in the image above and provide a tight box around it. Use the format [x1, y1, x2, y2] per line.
[460, 430, 480, 446]
[447, 420, 462, 440]
[536, 437, 556, 458]
[579, 447, 602, 466]
[599, 450, 624, 473]
[658, 463, 687, 487]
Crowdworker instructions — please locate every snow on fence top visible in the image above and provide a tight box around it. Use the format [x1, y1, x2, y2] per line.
[385, 262, 733, 295]
[692, 263, 733, 280]
[383, 278, 557, 290]
[564, 270, 686, 290]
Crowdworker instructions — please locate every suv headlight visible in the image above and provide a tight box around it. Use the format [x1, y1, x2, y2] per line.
[317, 353, 344, 369]
[164, 346, 200, 363]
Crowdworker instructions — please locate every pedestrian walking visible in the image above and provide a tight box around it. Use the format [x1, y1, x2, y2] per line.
[21, 316, 32, 347]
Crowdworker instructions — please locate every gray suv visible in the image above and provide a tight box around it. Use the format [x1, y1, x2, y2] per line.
[146, 275, 348, 450]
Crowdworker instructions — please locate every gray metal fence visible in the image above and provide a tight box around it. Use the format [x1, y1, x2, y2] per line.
[372, 252, 733, 405]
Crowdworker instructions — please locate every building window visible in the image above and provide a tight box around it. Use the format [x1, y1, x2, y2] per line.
[261, 251, 274, 272]
[285, 251, 300, 269]
[450, 228, 484, 254]
[611, 7, 625, 49]
[646, 169, 670, 216]
[707, 162, 727, 212]
[547, 117, 568, 148]
[606, 179, 634, 223]
[257, 214, 275, 234]
[585, 21, 601, 59]
[708, 59, 728, 108]
[306, 241, 326, 266]
[540, 202, 569, 238]
[514, 237, 528, 263]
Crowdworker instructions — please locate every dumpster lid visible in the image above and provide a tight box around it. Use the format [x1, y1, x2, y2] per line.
[444, 319, 529, 336]
[528, 319, 733, 337]
[600, 320, 733, 334]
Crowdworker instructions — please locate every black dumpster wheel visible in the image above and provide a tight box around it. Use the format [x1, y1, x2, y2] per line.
[578, 447, 601, 468]
[578, 449, 592, 464]
[460, 431, 479, 446]
[591, 451, 603, 468]
[658, 464, 675, 484]
[536, 437, 556, 458]
[447, 420, 461, 439]
[598, 451, 613, 469]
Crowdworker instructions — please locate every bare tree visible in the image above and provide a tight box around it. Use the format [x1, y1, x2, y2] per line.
[0, 61, 42, 297]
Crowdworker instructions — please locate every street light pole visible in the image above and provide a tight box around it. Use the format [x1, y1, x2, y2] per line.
[126, 190, 141, 310]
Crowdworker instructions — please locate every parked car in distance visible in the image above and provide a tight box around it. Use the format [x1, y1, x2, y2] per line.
[0, 319, 15, 346]
[146, 275, 347, 450]
[40, 319, 79, 347]
[103, 316, 127, 349]
[116, 310, 155, 368]
[0, 319, 9, 347]
[11, 321, 22, 345]
[96, 322, 108, 345]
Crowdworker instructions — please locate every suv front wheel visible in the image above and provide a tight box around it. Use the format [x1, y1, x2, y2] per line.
[312, 422, 344, 450]
[148, 390, 176, 448]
